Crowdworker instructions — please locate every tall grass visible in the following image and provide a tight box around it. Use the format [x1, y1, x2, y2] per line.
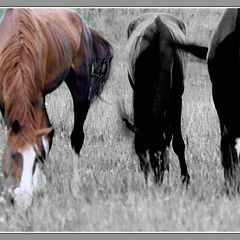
[1, 8, 239, 232]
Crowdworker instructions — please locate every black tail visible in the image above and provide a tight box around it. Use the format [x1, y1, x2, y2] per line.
[117, 100, 137, 133]
[176, 42, 208, 60]
[122, 117, 138, 133]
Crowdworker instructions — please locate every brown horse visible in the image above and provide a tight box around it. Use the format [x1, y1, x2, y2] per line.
[0, 8, 112, 207]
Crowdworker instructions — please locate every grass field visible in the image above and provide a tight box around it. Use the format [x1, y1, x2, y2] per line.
[1, 8, 240, 232]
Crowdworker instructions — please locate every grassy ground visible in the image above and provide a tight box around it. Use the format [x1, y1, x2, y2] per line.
[1, 8, 239, 232]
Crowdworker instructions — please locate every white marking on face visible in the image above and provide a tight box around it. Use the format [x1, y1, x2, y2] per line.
[235, 138, 240, 158]
[12, 138, 49, 208]
[15, 145, 36, 196]
[42, 136, 49, 155]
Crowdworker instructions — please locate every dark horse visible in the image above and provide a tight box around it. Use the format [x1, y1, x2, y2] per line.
[165, 8, 240, 190]
[207, 8, 240, 189]
[123, 13, 191, 184]
[0, 8, 112, 207]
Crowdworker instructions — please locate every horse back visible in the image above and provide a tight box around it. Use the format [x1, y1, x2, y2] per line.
[0, 9, 88, 89]
[127, 13, 187, 85]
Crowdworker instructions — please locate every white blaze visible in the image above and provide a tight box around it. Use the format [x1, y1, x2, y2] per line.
[13, 137, 49, 208]
[235, 138, 240, 158]
[13, 145, 36, 208]
[16, 146, 36, 195]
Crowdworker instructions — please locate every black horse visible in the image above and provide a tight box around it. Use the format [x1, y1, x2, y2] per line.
[123, 13, 191, 184]
[207, 8, 240, 189]
[164, 8, 240, 190]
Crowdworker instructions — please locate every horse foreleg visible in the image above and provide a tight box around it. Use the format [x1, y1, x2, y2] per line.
[70, 102, 89, 154]
[64, 68, 90, 155]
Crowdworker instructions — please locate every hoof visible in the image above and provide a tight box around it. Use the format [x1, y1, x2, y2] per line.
[181, 173, 190, 187]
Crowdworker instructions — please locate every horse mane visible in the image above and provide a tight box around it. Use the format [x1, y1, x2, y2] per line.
[0, 9, 45, 149]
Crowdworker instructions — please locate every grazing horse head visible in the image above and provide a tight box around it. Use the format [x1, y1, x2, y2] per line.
[0, 10, 54, 202]
[0, 8, 112, 207]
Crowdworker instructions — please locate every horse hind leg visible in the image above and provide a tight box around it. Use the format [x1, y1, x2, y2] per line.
[70, 102, 89, 154]
[172, 131, 190, 185]
[164, 124, 173, 184]
[171, 99, 190, 186]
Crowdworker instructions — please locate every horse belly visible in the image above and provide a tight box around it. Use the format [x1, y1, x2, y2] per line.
[44, 68, 70, 95]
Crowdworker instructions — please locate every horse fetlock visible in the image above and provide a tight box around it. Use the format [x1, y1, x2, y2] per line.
[71, 130, 84, 154]
[181, 172, 190, 186]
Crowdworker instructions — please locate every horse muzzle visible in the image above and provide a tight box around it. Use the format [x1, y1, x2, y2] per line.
[10, 187, 33, 209]
[8, 161, 46, 209]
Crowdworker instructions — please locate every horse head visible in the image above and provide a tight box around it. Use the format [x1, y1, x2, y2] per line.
[1, 101, 53, 208]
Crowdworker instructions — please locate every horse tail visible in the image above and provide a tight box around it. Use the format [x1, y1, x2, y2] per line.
[0, 9, 44, 147]
[117, 100, 138, 134]
[174, 42, 208, 60]
[152, 14, 208, 60]
[88, 27, 113, 102]
[122, 117, 138, 133]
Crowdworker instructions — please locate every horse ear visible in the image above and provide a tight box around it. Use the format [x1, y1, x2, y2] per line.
[12, 120, 20, 134]
[35, 127, 53, 137]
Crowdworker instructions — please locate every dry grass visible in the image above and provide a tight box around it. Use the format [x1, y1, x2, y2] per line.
[1, 8, 239, 232]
